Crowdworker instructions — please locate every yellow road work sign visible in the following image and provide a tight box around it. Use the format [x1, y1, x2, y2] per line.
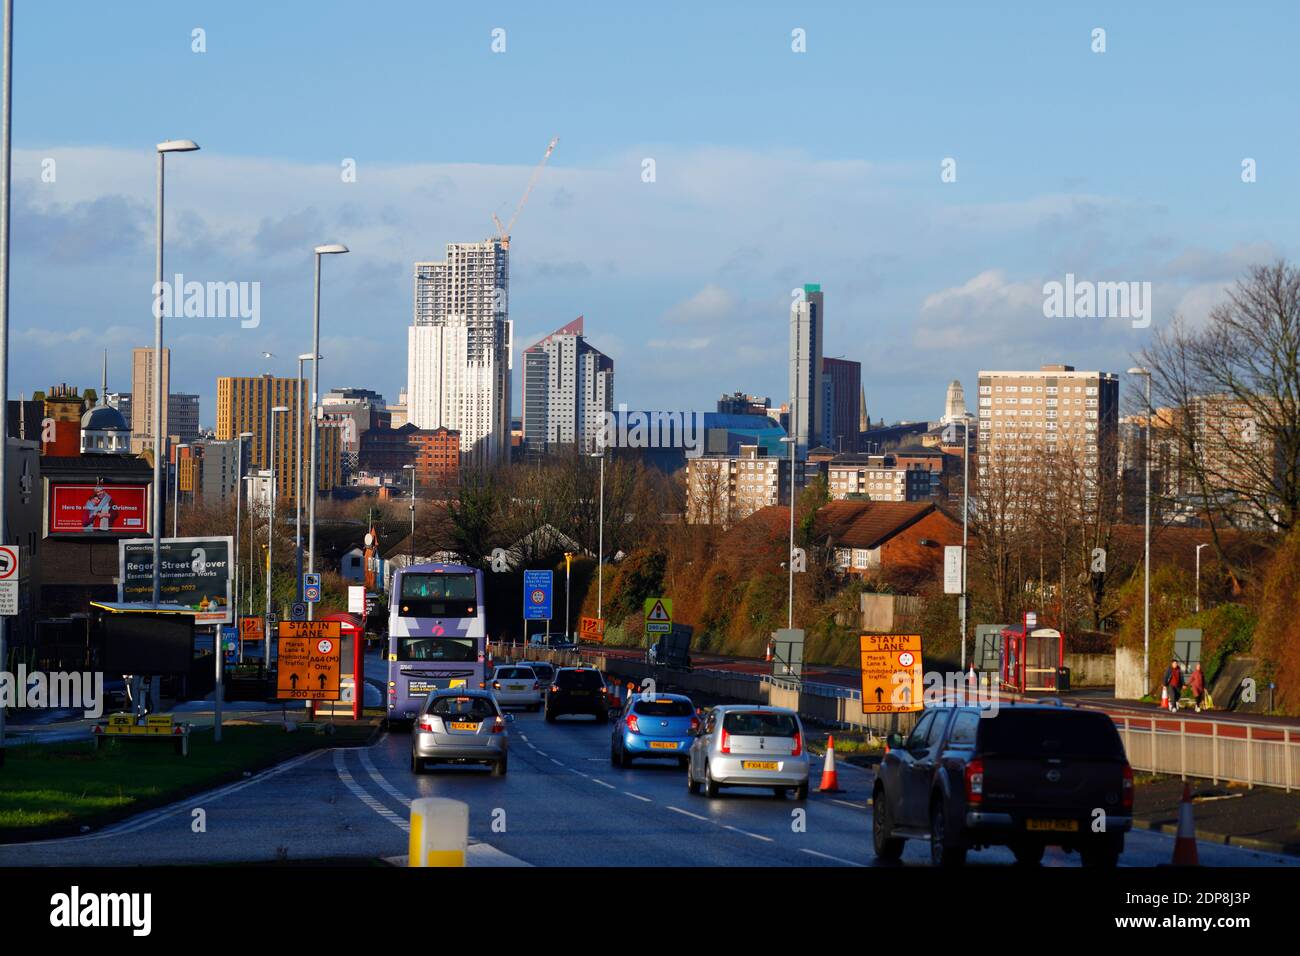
[277, 621, 342, 700]
[858, 633, 923, 713]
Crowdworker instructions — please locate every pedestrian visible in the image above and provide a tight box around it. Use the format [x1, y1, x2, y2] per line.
[1162, 659, 1184, 712]
[1189, 662, 1206, 713]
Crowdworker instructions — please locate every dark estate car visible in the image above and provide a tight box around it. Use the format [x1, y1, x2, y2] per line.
[872, 703, 1133, 867]
[545, 667, 610, 722]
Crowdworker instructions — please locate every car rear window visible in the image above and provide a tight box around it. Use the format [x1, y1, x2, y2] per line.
[722, 711, 798, 737]
[428, 696, 496, 719]
[556, 670, 604, 690]
[977, 710, 1124, 758]
[497, 668, 534, 679]
[633, 699, 694, 717]
[529, 664, 554, 679]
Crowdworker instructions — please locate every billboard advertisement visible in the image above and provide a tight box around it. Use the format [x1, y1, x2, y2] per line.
[119, 536, 234, 624]
[47, 482, 150, 536]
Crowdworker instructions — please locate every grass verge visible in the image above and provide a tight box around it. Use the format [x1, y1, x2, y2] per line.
[0, 720, 378, 841]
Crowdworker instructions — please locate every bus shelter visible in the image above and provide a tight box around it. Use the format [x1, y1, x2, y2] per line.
[999, 624, 1064, 692]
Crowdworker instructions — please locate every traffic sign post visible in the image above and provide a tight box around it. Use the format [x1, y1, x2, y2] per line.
[275, 621, 342, 702]
[579, 616, 606, 642]
[858, 633, 923, 713]
[0, 545, 18, 616]
[304, 572, 321, 603]
[523, 570, 553, 640]
[644, 597, 672, 660]
[771, 627, 804, 681]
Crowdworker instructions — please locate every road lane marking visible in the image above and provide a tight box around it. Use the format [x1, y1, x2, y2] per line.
[624, 792, 652, 802]
[360, 748, 412, 807]
[666, 806, 709, 822]
[335, 750, 409, 833]
[550, 758, 564, 766]
[534, 749, 548, 757]
[800, 848, 866, 866]
[591, 779, 617, 790]
[831, 799, 865, 809]
[568, 769, 590, 778]
[723, 824, 773, 842]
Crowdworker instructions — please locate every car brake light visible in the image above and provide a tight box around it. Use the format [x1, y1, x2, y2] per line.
[550, 684, 560, 693]
[965, 757, 984, 804]
[690, 716, 700, 733]
[721, 728, 730, 754]
[418, 716, 436, 733]
[491, 716, 505, 734]
[1121, 762, 1133, 810]
[532, 681, 540, 690]
[626, 712, 640, 733]
[791, 730, 802, 757]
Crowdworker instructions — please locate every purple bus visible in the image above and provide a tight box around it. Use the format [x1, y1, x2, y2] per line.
[386, 563, 488, 725]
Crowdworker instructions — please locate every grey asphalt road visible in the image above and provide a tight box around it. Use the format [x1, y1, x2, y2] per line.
[0, 704, 1295, 867]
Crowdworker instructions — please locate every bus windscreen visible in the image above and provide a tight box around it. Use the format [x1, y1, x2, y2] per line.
[396, 637, 478, 662]
[396, 572, 478, 618]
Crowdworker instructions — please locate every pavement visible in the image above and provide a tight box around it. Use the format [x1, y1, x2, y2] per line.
[1, 706, 1294, 868]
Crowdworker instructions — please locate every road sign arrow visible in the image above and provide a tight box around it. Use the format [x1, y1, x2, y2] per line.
[318, 672, 327, 690]
[874, 686, 883, 703]
[290, 673, 300, 689]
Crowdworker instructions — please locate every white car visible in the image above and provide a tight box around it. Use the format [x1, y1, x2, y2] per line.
[490, 665, 543, 711]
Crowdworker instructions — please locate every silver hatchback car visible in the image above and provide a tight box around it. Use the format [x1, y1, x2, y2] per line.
[687, 705, 810, 800]
[411, 689, 511, 776]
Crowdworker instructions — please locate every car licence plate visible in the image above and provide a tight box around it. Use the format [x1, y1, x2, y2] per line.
[649, 741, 677, 750]
[450, 722, 479, 731]
[1026, 818, 1079, 832]
[569, 690, 589, 695]
[742, 760, 778, 771]
[508, 684, 525, 691]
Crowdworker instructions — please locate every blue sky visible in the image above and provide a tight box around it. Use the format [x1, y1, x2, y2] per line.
[10, 0, 1298, 424]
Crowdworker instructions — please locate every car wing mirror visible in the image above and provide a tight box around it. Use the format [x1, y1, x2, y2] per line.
[886, 733, 905, 751]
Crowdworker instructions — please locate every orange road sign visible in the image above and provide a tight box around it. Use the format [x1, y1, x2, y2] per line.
[276, 621, 342, 700]
[239, 616, 264, 642]
[579, 617, 606, 641]
[859, 633, 923, 713]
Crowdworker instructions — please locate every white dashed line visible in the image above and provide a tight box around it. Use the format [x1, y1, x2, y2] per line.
[666, 806, 709, 822]
[624, 792, 652, 802]
[360, 748, 412, 807]
[534, 750, 548, 757]
[335, 750, 409, 833]
[550, 758, 564, 766]
[591, 779, 617, 790]
[568, 768, 590, 778]
[800, 848, 865, 867]
[831, 799, 865, 810]
[723, 825, 773, 843]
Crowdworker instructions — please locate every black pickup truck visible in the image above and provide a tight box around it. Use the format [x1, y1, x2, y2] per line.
[872, 703, 1133, 867]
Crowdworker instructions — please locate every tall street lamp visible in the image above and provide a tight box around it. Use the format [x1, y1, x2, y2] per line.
[295, 352, 317, 601]
[780, 396, 798, 631]
[0, 0, 14, 764]
[233, 432, 253, 662]
[151, 138, 199, 607]
[590, 449, 605, 619]
[264, 405, 289, 665]
[307, 244, 348, 621]
[960, 419, 970, 669]
[1195, 543, 1210, 613]
[1127, 367, 1152, 695]
[403, 464, 416, 564]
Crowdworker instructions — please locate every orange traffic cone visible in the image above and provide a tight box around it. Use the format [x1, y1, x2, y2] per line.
[1159, 685, 1168, 710]
[818, 736, 843, 793]
[1171, 783, 1199, 866]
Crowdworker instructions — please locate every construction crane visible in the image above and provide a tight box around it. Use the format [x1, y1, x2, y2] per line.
[492, 135, 559, 246]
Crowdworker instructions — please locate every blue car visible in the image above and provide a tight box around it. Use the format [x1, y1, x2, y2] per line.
[611, 693, 698, 767]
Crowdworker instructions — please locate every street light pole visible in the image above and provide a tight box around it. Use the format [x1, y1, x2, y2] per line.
[564, 552, 573, 640]
[0, 0, 13, 764]
[1195, 543, 1209, 613]
[592, 450, 605, 618]
[1128, 367, 1152, 694]
[233, 432, 252, 663]
[960, 419, 969, 669]
[151, 139, 199, 607]
[264, 406, 289, 665]
[403, 464, 415, 564]
[307, 244, 348, 622]
[783, 391, 798, 629]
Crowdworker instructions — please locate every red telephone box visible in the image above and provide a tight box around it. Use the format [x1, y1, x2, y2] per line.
[1000, 621, 1064, 693]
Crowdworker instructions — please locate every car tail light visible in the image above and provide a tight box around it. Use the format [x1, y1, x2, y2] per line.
[721, 728, 731, 754]
[492, 681, 501, 690]
[1121, 761, 1134, 810]
[965, 757, 984, 804]
[532, 681, 540, 691]
[690, 716, 700, 733]
[550, 684, 560, 693]
[491, 716, 506, 734]
[418, 715, 436, 733]
[626, 712, 640, 733]
[791, 730, 802, 757]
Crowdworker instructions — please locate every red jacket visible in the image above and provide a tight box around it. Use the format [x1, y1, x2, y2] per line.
[1189, 669, 1205, 693]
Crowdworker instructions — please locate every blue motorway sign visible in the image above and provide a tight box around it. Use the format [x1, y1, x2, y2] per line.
[523, 569, 553, 621]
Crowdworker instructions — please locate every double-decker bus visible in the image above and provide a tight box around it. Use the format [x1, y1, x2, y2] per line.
[386, 563, 487, 725]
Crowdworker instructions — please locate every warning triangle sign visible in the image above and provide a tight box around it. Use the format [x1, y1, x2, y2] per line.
[646, 599, 671, 622]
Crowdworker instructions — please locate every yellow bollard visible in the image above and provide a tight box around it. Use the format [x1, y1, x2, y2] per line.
[408, 798, 469, 867]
